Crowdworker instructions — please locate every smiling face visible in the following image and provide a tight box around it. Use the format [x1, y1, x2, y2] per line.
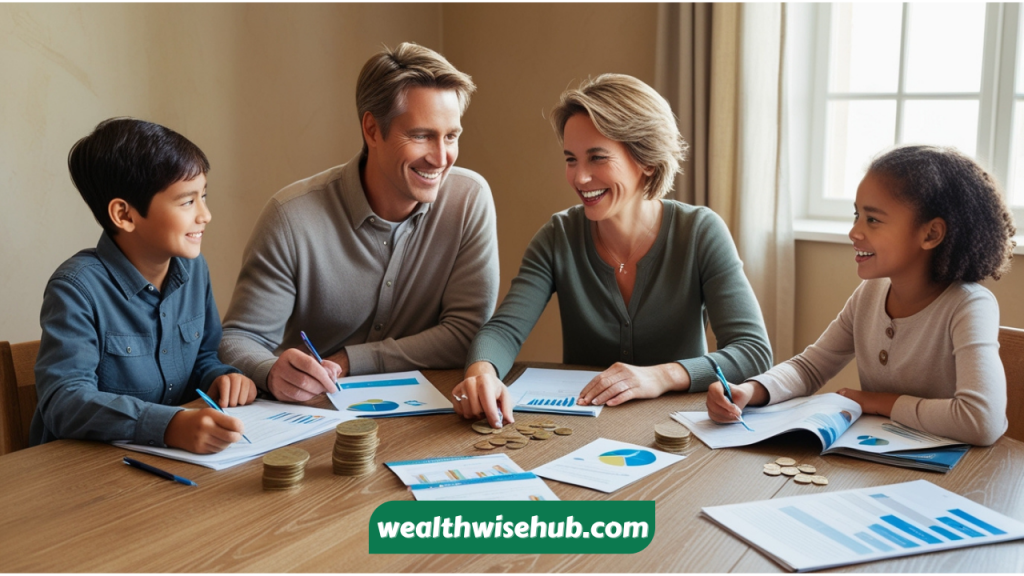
[131, 173, 211, 261]
[362, 87, 462, 220]
[849, 171, 936, 283]
[562, 113, 649, 223]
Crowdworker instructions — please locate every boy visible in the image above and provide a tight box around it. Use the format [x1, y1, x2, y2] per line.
[30, 118, 257, 454]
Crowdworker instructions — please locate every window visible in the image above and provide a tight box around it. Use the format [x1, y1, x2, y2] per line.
[801, 3, 1024, 226]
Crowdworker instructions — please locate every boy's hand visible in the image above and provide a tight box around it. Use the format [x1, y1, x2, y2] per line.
[164, 408, 245, 454]
[210, 373, 258, 407]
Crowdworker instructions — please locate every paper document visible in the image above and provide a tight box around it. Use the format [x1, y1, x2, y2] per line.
[672, 394, 967, 472]
[386, 454, 559, 501]
[116, 399, 348, 470]
[328, 371, 453, 417]
[508, 368, 603, 416]
[532, 438, 685, 493]
[701, 479, 1024, 572]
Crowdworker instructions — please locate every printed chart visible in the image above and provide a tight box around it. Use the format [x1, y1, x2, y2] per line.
[347, 400, 400, 413]
[519, 394, 578, 408]
[598, 449, 657, 467]
[328, 371, 453, 417]
[509, 368, 603, 416]
[702, 480, 1024, 572]
[385, 454, 559, 501]
[533, 438, 684, 493]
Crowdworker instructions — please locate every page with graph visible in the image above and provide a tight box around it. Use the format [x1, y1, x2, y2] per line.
[384, 454, 558, 501]
[531, 438, 685, 493]
[328, 370, 453, 417]
[701, 480, 1024, 572]
[508, 368, 603, 416]
[824, 415, 963, 454]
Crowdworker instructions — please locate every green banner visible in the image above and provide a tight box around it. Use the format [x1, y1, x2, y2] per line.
[369, 501, 654, 554]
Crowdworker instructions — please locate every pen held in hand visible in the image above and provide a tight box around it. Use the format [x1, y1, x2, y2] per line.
[195, 388, 252, 444]
[300, 330, 341, 392]
[706, 356, 755, 432]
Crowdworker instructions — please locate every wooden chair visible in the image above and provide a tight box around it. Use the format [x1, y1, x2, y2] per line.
[0, 340, 41, 455]
[1000, 326, 1024, 443]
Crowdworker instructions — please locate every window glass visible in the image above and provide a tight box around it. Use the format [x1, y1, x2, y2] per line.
[825, 100, 897, 199]
[901, 100, 979, 157]
[829, 3, 902, 93]
[1010, 102, 1024, 207]
[904, 3, 986, 93]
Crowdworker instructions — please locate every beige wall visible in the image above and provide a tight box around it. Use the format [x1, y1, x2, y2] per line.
[0, 3, 441, 342]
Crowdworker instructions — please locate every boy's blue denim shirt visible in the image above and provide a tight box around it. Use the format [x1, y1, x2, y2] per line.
[30, 232, 240, 447]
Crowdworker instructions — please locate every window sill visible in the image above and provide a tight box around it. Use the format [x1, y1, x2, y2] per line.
[794, 219, 1024, 256]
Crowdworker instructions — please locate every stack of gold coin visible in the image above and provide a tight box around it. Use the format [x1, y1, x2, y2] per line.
[262, 447, 310, 490]
[333, 419, 380, 476]
[654, 422, 692, 453]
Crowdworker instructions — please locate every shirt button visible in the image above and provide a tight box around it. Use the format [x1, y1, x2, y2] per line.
[622, 349, 628, 355]
[386, 280, 393, 287]
[195, 331, 200, 338]
[879, 350, 888, 365]
[885, 327, 894, 339]
[147, 285, 154, 291]
[370, 217, 376, 223]
[625, 320, 630, 327]
[161, 312, 166, 318]
[162, 349, 167, 354]
[375, 324, 383, 331]
[126, 346, 132, 354]
[383, 240, 388, 246]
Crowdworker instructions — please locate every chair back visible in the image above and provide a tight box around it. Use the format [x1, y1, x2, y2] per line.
[1000, 326, 1024, 443]
[0, 340, 41, 455]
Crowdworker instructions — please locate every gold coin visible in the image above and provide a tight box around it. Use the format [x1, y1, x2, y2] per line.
[471, 420, 496, 434]
[506, 440, 528, 450]
[797, 464, 817, 474]
[336, 419, 379, 436]
[474, 440, 496, 450]
[263, 447, 310, 468]
[763, 463, 781, 474]
[489, 437, 508, 446]
[810, 475, 829, 486]
[793, 474, 813, 484]
[554, 428, 573, 436]
[780, 466, 799, 476]
[531, 430, 553, 440]
[654, 422, 691, 439]
[775, 457, 796, 466]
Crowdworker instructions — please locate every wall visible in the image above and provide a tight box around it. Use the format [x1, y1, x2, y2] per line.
[0, 3, 441, 342]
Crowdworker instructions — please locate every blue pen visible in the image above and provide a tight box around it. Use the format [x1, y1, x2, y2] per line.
[195, 388, 253, 443]
[300, 330, 341, 391]
[123, 456, 197, 487]
[706, 356, 754, 432]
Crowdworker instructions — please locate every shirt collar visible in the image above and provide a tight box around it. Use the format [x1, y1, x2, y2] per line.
[340, 153, 431, 230]
[96, 232, 189, 300]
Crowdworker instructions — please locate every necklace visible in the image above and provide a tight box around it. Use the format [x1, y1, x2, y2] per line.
[595, 209, 658, 275]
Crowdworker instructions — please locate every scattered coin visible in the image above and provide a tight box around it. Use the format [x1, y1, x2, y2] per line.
[532, 430, 553, 440]
[474, 440, 496, 450]
[554, 428, 573, 436]
[797, 464, 817, 474]
[488, 437, 508, 446]
[810, 475, 829, 486]
[763, 463, 782, 476]
[505, 440, 528, 450]
[472, 420, 498, 435]
[780, 466, 800, 477]
[793, 473, 813, 484]
[775, 457, 796, 466]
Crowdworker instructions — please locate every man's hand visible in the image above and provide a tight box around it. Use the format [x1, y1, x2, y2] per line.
[164, 408, 245, 454]
[267, 348, 342, 402]
[578, 362, 689, 407]
[209, 373, 258, 407]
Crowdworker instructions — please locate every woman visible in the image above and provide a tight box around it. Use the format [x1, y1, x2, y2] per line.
[453, 74, 772, 428]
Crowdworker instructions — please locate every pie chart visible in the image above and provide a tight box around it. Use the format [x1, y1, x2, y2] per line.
[857, 435, 889, 446]
[598, 449, 656, 467]
[348, 399, 399, 412]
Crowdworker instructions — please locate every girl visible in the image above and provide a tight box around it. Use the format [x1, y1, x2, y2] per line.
[707, 145, 1017, 445]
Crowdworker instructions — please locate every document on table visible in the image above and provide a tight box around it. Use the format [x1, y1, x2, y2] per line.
[701, 479, 1024, 572]
[386, 454, 559, 501]
[508, 368, 603, 416]
[116, 400, 349, 470]
[328, 370, 453, 417]
[531, 438, 685, 493]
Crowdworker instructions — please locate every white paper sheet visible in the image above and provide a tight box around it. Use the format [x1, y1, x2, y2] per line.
[702, 480, 1024, 572]
[508, 368, 603, 416]
[385, 454, 559, 501]
[116, 399, 348, 470]
[328, 370, 453, 417]
[531, 438, 685, 493]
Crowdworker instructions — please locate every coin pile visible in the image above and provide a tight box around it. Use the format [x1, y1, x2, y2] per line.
[654, 421, 692, 453]
[333, 419, 380, 476]
[469, 419, 571, 451]
[262, 447, 310, 491]
[763, 457, 828, 486]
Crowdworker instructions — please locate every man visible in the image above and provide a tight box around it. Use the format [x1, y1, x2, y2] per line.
[220, 42, 499, 403]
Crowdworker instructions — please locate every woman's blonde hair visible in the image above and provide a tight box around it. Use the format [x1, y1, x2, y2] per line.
[551, 74, 688, 199]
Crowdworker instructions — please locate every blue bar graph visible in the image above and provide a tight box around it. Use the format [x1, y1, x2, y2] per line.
[779, 506, 872, 554]
[937, 516, 984, 538]
[949, 509, 1006, 535]
[340, 377, 419, 390]
[881, 515, 942, 544]
[527, 396, 574, 407]
[854, 531, 893, 552]
[930, 525, 963, 540]
[869, 524, 919, 548]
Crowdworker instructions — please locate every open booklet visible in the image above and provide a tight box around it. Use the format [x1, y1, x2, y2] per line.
[116, 399, 350, 470]
[672, 393, 968, 472]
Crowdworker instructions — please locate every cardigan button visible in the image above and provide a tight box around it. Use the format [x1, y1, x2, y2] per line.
[885, 326, 894, 338]
[879, 350, 888, 365]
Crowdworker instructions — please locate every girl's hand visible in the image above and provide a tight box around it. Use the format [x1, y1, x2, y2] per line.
[579, 362, 689, 407]
[707, 380, 769, 423]
[837, 388, 900, 417]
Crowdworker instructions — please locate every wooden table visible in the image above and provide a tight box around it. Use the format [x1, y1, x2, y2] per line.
[2, 363, 1022, 572]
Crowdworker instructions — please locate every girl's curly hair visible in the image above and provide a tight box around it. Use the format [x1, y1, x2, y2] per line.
[868, 145, 1016, 282]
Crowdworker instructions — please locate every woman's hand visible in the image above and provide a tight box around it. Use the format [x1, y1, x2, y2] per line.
[837, 388, 899, 417]
[706, 380, 768, 423]
[578, 362, 689, 407]
[452, 361, 513, 429]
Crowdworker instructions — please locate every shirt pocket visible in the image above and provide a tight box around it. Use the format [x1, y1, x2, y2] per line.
[178, 314, 205, 371]
[99, 332, 161, 399]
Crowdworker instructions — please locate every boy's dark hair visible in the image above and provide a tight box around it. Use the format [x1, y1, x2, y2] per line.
[68, 118, 210, 236]
[868, 145, 1017, 283]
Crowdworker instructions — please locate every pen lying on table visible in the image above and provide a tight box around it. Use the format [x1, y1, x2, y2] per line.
[123, 456, 197, 487]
